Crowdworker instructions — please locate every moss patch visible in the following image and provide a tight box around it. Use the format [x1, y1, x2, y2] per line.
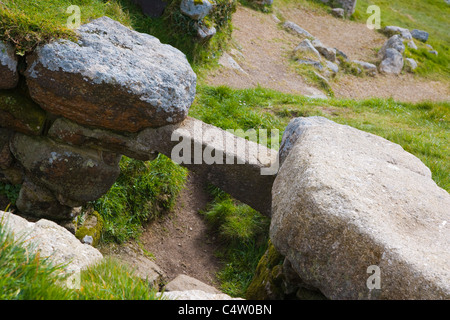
[0, 89, 47, 135]
[245, 240, 284, 300]
[75, 210, 104, 247]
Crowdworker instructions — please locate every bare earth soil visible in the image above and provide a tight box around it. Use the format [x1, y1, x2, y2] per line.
[205, 5, 450, 102]
[140, 173, 224, 289]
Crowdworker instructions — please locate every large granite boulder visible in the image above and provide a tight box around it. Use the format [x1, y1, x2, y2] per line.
[25, 16, 197, 133]
[0, 41, 19, 89]
[0, 210, 103, 274]
[271, 116, 450, 299]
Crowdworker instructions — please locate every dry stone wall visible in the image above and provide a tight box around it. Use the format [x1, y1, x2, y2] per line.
[0, 16, 277, 222]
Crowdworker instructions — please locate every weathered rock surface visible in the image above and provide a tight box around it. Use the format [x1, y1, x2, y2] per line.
[331, 8, 345, 18]
[10, 133, 121, 206]
[384, 26, 412, 40]
[312, 39, 336, 62]
[352, 60, 377, 76]
[137, 117, 279, 216]
[15, 179, 75, 221]
[407, 40, 418, 50]
[378, 35, 405, 59]
[283, 21, 314, 39]
[271, 116, 450, 299]
[197, 24, 217, 40]
[48, 117, 157, 162]
[105, 242, 165, 287]
[0, 210, 103, 273]
[320, 0, 357, 15]
[180, 0, 214, 21]
[294, 39, 322, 61]
[405, 58, 418, 72]
[0, 91, 47, 136]
[48, 116, 278, 216]
[411, 29, 429, 42]
[25, 16, 197, 132]
[158, 290, 242, 300]
[165, 274, 222, 294]
[379, 48, 404, 75]
[0, 128, 13, 170]
[0, 41, 19, 90]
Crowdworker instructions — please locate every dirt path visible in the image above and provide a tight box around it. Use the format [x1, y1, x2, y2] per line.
[204, 4, 450, 102]
[140, 172, 223, 289]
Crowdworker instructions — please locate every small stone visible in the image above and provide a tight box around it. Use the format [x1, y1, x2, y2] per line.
[331, 8, 345, 18]
[405, 58, 418, 71]
[283, 21, 314, 39]
[379, 48, 404, 75]
[407, 40, 418, 50]
[180, 0, 213, 21]
[82, 235, 94, 245]
[294, 39, 322, 61]
[411, 29, 429, 42]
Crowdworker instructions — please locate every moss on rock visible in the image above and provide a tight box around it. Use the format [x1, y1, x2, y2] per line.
[75, 210, 104, 247]
[245, 239, 284, 300]
[0, 89, 46, 135]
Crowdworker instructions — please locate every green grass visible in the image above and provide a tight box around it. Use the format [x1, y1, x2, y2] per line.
[88, 154, 188, 244]
[0, 0, 236, 67]
[353, 0, 450, 80]
[190, 85, 450, 192]
[191, 84, 449, 295]
[0, 182, 21, 206]
[0, 218, 160, 300]
[0, 0, 131, 54]
[200, 187, 270, 297]
[77, 257, 160, 300]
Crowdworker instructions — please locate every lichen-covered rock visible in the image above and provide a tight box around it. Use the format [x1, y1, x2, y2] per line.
[25, 16, 197, 133]
[0, 41, 19, 89]
[165, 274, 222, 294]
[293, 39, 322, 61]
[0, 129, 13, 170]
[411, 29, 429, 42]
[48, 117, 157, 162]
[283, 21, 314, 39]
[352, 60, 377, 76]
[320, 0, 357, 15]
[10, 133, 121, 207]
[15, 179, 75, 221]
[246, 240, 285, 300]
[0, 91, 47, 136]
[271, 116, 450, 299]
[0, 210, 103, 273]
[383, 26, 412, 40]
[379, 48, 404, 75]
[75, 210, 104, 247]
[377, 34, 405, 60]
[180, 0, 214, 21]
[158, 290, 242, 300]
[405, 58, 418, 72]
[312, 39, 336, 62]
